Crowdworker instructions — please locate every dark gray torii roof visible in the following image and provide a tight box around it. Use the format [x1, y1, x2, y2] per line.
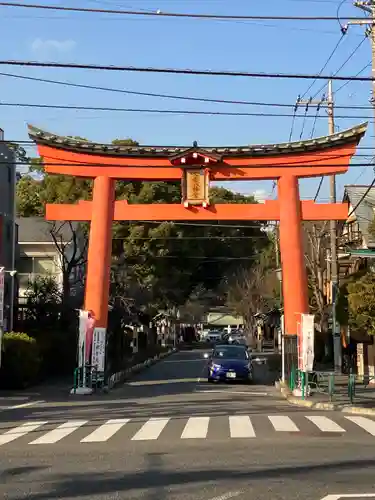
[27, 122, 368, 158]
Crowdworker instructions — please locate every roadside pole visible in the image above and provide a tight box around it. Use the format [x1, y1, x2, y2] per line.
[0, 270, 4, 368]
[281, 315, 285, 382]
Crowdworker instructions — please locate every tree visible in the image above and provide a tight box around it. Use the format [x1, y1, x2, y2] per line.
[223, 243, 278, 337]
[303, 222, 330, 355]
[336, 271, 375, 336]
[49, 221, 88, 306]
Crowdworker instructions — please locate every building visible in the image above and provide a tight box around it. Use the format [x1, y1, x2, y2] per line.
[0, 128, 18, 331]
[17, 217, 86, 305]
[336, 185, 375, 350]
[338, 185, 375, 278]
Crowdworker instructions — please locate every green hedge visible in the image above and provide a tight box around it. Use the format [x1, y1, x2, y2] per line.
[0, 332, 42, 389]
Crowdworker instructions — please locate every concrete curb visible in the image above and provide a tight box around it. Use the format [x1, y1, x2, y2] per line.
[107, 347, 177, 390]
[275, 380, 375, 415]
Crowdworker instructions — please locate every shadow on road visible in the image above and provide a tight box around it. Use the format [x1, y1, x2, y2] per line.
[7, 456, 375, 499]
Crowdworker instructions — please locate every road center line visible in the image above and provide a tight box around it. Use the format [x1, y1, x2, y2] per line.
[195, 389, 269, 396]
[0, 400, 44, 411]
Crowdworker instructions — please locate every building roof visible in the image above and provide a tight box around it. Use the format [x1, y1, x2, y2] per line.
[17, 217, 79, 243]
[27, 122, 368, 158]
[343, 186, 375, 248]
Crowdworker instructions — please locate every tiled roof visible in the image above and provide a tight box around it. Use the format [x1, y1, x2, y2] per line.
[27, 122, 368, 158]
[343, 186, 375, 248]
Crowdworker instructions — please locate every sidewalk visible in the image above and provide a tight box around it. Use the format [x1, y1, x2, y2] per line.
[277, 374, 375, 415]
[0, 376, 73, 403]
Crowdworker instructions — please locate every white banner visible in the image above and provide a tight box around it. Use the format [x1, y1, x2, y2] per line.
[91, 327, 106, 372]
[78, 310, 89, 368]
[301, 314, 315, 372]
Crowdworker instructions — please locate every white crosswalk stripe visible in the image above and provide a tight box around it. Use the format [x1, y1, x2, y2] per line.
[131, 418, 170, 441]
[305, 416, 346, 433]
[0, 421, 47, 446]
[30, 420, 88, 445]
[1, 414, 375, 446]
[268, 415, 299, 432]
[229, 416, 255, 438]
[181, 417, 210, 439]
[345, 416, 375, 435]
[81, 419, 130, 443]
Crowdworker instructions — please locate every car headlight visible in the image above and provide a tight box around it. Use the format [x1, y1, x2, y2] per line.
[212, 363, 221, 370]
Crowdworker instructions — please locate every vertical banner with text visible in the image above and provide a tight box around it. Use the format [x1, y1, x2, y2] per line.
[91, 327, 106, 372]
[300, 314, 315, 372]
[78, 310, 89, 369]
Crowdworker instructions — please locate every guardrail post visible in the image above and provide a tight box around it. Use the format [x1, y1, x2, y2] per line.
[328, 373, 335, 402]
[290, 366, 296, 391]
[301, 371, 305, 400]
[73, 368, 78, 395]
[348, 373, 355, 404]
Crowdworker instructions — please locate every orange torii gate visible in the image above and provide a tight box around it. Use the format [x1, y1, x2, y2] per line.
[28, 123, 367, 347]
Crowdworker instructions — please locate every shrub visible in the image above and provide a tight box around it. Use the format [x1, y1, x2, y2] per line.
[0, 332, 42, 389]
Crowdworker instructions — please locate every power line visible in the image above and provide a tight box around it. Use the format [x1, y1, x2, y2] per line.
[4, 71, 375, 110]
[311, 36, 368, 99]
[2, 101, 375, 118]
[3, 71, 375, 110]
[0, 2, 372, 21]
[347, 174, 375, 218]
[300, 34, 346, 100]
[2, 60, 375, 81]
[335, 61, 372, 92]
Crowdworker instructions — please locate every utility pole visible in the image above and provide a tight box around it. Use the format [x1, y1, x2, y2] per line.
[296, 81, 340, 371]
[345, 2, 375, 139]
[327, 80, 341, 372]
[274, 227, 284, 379]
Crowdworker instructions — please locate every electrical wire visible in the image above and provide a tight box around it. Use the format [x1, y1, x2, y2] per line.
[300, 34, 346, 100]
[314, 177, 325, 201]
[0, 2, 372, 21]
[335, 61, 372, 92]
[1, 61, 375, 81]
[311, 36, 368, 99]
[347, 175, 375, 218]
[1, 101, 375, 118]
[3, 71, 375, 110]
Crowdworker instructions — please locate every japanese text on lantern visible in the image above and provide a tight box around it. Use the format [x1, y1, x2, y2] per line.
[186, 169, 205, 203]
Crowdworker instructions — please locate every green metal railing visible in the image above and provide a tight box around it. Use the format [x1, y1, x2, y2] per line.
[73, 364, 104, 394]
[289, 367, 336, 402]
[288, 367, 369, 404]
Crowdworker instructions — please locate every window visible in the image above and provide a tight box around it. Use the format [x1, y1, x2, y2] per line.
[18, 257, 33, 273]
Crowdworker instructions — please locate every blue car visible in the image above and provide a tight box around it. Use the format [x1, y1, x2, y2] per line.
[206, 344, 253, 383]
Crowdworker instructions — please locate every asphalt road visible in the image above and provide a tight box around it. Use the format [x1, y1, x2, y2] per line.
[1, 349, 375, 500]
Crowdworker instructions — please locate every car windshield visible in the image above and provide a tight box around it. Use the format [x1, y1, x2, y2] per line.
[213, 348, 248, 360]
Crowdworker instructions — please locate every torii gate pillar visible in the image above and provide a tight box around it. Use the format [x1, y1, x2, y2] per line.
[84, 176, 115, 327]
[278, 175, 309, 335]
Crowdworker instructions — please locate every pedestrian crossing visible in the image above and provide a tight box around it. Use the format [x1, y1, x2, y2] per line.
[1, 414, 375, 446]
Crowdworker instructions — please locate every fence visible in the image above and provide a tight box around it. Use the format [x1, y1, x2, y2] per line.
[288, 367, 373, 405]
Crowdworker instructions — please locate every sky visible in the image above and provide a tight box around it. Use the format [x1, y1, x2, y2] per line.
[0, 0, 374, 202]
